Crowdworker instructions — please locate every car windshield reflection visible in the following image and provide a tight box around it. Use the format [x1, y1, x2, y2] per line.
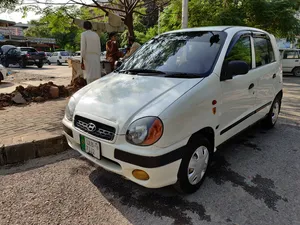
[118, 31, 227, 78]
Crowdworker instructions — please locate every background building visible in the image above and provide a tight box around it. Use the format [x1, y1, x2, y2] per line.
[0, 19, 57, 51]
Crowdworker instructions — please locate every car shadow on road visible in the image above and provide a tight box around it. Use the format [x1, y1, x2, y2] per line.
[88, 117, 299, 225]
[0, 81, 14, 88]
[0, 150, 79, 176]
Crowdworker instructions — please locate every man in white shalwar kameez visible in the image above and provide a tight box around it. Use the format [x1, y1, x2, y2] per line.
[80, 21, 101, 84]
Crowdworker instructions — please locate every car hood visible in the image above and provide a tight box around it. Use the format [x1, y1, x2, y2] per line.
[74, 73, 203, 134]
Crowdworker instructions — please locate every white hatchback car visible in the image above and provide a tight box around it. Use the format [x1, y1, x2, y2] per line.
[279, 48, 300, 76]
[48, 51, 70, 65]
[63, 26, 283, 193]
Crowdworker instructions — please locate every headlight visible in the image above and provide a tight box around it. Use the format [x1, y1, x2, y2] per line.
[65, 97, 76, 121]
[126, 117, 163, 146]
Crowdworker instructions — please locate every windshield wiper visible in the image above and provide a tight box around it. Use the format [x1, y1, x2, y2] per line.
[119, 68, 166, 75]
[164, 73, 202, 78]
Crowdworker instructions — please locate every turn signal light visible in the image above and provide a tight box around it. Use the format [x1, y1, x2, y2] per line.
[132, 169, 149, 180]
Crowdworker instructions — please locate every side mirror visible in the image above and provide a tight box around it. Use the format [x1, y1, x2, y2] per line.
[221, 60, 249, 81]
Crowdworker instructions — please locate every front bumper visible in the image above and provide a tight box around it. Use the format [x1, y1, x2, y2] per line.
[62, 118, 183, 188]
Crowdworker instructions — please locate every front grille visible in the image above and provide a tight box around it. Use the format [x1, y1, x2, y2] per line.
[74, 115, 116, 141]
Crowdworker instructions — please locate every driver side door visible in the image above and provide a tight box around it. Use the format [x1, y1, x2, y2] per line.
[6, 48, 20, 65]
[218, 33, 258, 144]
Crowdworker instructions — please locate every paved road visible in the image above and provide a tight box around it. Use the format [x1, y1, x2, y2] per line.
[0, 65, 71, 93]
[1, 76, 300, 225]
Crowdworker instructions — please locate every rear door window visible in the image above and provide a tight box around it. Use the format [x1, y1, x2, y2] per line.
[254, 37, 275, 67]
[283, 50, 299, 59]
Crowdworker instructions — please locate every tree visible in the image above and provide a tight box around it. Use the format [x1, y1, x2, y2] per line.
[17, 0, 168, 37]
[0, 0, 19, 10]
[158, 0, 300, 39]
[25, 6, 82, 51]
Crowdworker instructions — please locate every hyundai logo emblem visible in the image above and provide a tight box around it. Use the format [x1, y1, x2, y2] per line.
[87, 123, 96, 132]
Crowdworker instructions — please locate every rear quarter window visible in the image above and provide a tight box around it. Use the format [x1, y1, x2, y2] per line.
[254, 37, 275, 67]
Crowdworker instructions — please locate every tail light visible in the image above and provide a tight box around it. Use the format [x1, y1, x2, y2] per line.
[26, 54, 30, 58]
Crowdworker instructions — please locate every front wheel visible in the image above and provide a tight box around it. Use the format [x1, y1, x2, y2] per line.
[57, 60, 62, 66]
[263, 96, 281, 128]
[174, 137, 212, 194]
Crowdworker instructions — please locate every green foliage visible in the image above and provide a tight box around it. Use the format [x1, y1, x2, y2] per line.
[25, 6, 82, 52]
[155, 0, 300, 39]
[135, 25, 158, 44]
[0, 0, 19, 10]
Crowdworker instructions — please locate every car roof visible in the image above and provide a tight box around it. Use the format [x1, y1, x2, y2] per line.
[0, 45, 16, 53]
[279, 48, 300, 51]
[164, 26, 270, 35]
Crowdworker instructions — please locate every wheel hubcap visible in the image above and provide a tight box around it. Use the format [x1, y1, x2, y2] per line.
[271, 102, 279, 124]
[187, 146, 209, 185]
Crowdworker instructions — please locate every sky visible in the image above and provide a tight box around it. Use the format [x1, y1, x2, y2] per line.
[0, 11, 41, 23]
[0, 0, 77, 23]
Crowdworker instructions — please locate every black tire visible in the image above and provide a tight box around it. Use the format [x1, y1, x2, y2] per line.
[57, 60, 62, 66]
[37, 63, 43, 68]
[47, 60, 51, 65]
[19, 60, 26, 68]
[174, 137, 212, 194]
[293, 67, 300, 77]
[262, 96, 281, 129]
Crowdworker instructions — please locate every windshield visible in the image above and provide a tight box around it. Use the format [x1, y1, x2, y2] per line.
[118, 31, 227, 77]
[60, 51, 69, 56]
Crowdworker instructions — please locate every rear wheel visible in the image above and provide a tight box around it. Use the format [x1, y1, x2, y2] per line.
[37, 63, 43, 68]
[174, 137, 212, 194]
[293, 67, 300, 76]
[19, 60, 26, 68]
[263, 96, 281, 128]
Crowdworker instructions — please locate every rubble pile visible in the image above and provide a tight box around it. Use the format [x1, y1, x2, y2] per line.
[0, 77, 87, 108]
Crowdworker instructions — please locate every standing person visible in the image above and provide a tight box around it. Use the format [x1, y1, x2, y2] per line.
[106, 32, 121, 71]
[80, 21, 101, 84]
[123, 36, 141, 59]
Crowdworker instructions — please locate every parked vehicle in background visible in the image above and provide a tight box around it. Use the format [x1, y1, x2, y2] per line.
[0, 46, 46, 68]
[279, 48, 300, 76]
[63, 26, 283, 194]
[45, 52, 53, 65]
[47, 51, 70, 65]
[17, 47, 47, 68]
[74, 51, 81, 56]
[100, 51, 106, 61]
[0, 64, 8, 83]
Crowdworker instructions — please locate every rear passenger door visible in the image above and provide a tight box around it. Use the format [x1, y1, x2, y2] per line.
[253, 33, 279, 119]
[282, 50, 300, 73]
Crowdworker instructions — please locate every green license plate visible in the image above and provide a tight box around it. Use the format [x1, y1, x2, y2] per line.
[80, 135, 101, 159]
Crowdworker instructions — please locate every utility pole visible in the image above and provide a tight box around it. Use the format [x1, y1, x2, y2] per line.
[158, 7, 161, 34]
[182, 0, 188, 29]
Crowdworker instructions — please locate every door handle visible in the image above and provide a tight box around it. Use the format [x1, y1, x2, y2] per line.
[249, 83, 254, 90]
[272, 74, 276, 79]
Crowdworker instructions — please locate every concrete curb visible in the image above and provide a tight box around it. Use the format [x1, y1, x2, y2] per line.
[0, 135, 68, 166]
